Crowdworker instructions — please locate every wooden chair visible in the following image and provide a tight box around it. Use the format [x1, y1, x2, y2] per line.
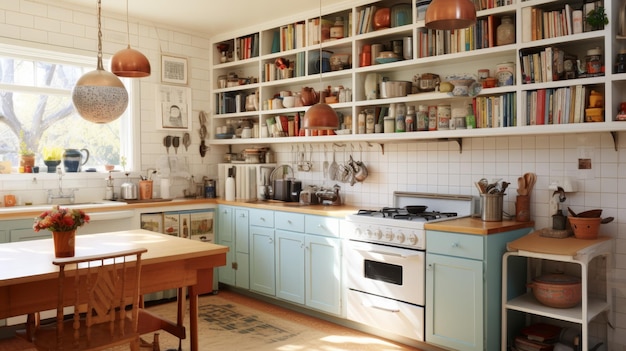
[23, 248, 148, 351]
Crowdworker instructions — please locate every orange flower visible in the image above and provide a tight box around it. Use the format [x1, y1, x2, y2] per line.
[33, 206, 90, 232]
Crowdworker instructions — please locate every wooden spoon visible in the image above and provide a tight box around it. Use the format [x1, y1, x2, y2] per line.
[517, 176, 526, 195]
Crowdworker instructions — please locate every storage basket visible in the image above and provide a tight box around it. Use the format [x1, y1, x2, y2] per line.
[568, 216, 601, 239]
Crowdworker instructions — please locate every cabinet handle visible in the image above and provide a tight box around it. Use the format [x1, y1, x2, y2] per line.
[427, 263, 433, 270]
[451, 242, 460, 248]
[239, 213, 246, 218]
[317, 224, 325, 229]
[287, 220, 292, 224]
[261, 217, 266, 221]
[268, 237, 273, 244]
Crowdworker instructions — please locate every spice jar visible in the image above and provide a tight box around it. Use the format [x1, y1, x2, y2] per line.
[586, 47, 602, 75]
[616, 49, 626, 73]
[496, 16, 515, 46]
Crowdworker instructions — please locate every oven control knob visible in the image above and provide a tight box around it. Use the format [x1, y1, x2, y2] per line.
[374, 229, 383, 240]
[384, 229, 393, 241]
[365, 229, 373, 239]
[407, 233, 418, 245]
[396, 231, 405, 243]
[355, 227, 363, 238]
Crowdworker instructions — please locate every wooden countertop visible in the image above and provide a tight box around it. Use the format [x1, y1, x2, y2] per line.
[215, 199, 359, 218]
[506, 229, 612, 257]
[424, 216, 535, 235]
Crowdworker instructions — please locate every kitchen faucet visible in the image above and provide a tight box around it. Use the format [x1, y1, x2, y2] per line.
[47, 166, 78, 204]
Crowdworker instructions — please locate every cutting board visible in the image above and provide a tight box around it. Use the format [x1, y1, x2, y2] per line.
[507, 230, 611, 256]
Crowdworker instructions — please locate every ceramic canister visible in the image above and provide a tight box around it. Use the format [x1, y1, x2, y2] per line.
[436, 104, 451, 130]
[495, 62, 515, 86]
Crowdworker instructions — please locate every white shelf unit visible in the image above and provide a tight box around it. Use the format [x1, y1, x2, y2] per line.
[209, 0, 626, 146]
[501, 238, 613, 351]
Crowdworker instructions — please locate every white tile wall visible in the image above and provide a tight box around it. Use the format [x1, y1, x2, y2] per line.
[1, 0, 625, 348]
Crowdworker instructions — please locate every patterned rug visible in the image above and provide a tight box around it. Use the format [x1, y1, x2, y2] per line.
[113, 290, 423, 351]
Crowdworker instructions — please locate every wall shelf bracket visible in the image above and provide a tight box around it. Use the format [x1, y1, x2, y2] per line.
[611, 131, 618, 151]
[438, 138, 463, 153]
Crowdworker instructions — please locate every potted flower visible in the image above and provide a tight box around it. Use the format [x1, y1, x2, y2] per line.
[18, 130, 35, 173]
[586, 6, 609, 30]
[33, 206, 90, 257]
[42, 146, 64, 173]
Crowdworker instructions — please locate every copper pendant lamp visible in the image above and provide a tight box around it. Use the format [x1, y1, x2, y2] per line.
[72, 0, 128, 124]
[110, 0, 151, 77]
[425, 0, 477, 30]
[303, 0, 339, 131]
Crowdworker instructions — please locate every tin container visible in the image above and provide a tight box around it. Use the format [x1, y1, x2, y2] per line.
[436, 104, 451, 130]
[495, 62, 515, 86]
[428, 106, 438, 130]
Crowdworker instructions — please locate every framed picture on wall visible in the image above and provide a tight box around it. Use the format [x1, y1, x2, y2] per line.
[161, 54, 188, 85]
[157, 84, 192, 131]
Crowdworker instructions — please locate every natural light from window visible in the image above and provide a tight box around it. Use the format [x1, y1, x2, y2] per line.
[0, 43, 134, 173]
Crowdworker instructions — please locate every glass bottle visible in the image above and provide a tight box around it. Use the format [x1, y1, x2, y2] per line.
[496, 16, 515, 46]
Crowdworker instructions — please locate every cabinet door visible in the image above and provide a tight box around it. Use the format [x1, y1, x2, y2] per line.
[217, 206, 235, 285]
[234, 208, 249, 253]
[10, 228, 49, 242]
[250, 225, 275, 295]
[426, 253, 483, 351]
[305, 234, 341, 316]
[0, 230, 8, 243]
[275, 230, 305, 304]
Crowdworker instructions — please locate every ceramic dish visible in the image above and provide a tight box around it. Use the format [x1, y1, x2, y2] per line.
[215, 133, 235, 139]
[375, 57, 400, 64]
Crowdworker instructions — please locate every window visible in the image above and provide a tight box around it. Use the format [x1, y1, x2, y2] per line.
[0, 44, 136, 172]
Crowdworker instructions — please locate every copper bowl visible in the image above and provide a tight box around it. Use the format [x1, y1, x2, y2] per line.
[528, 274, 581, 308]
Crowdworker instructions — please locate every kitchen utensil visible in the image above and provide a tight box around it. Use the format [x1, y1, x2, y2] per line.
[182, 133, 191, 151]
[199, 125, 208, 140]
[406, 205, 427, 214]
[517, 176, 526, 195]
[163, 136, 172, 154]
[199, 110, 207, 125]
[172, 136, 180, 154]
[328, 147, 338, 181]
[322, 146, 329, 180]
[528, 274, 581, 308]
[567, 206, 577, 217]
[577, 209, 603, 218]
[199, 140, 208, 157]
[523, 172, 536, 193]
[601, 216, 614, 224]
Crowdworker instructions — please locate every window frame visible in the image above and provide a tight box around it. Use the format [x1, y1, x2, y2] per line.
[0, 42, 140, 173]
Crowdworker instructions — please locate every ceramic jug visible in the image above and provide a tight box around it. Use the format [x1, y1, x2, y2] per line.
[63, 148, 90, 172]
[300, 87, 318, 106]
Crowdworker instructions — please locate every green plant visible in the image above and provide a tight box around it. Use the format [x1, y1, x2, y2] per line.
[586, 6, 609, 29]
[18, 130, 34, 156]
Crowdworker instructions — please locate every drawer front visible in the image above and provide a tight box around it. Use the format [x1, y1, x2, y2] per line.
[275, 211, 305, 232]
[305, 215, 339, 237]
[249, 209, 274, 228]
[427, 231, 484, 260]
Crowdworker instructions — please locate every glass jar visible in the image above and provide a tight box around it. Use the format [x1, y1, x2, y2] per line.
[586, 47, 602, 74]
[496, 16, 515, 46]
[330, 17, 344, 39]
[616, 49, 626, 73]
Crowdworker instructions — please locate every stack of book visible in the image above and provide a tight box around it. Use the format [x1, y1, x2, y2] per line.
[519, 46, 577, 84]
[235, 33, 259, 60]
[513, 323, 562, 351]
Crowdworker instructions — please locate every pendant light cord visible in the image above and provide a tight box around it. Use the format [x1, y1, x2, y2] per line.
[125, 0, 130, 46]
[96, 0, 104, 70]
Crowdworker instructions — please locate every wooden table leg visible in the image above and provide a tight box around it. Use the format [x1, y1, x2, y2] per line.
[188, 284, 199, 351]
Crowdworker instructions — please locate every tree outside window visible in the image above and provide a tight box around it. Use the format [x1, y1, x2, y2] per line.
[0, 46, 131, 172]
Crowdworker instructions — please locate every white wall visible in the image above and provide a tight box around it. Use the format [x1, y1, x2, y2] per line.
[1, 1, 625, 348]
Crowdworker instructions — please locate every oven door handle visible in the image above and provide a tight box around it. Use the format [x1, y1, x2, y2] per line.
[362, 301, 400, 313]
[354, 247, 421, 258]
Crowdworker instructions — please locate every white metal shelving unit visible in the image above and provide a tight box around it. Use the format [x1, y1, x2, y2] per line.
[501, 232, 613, 351]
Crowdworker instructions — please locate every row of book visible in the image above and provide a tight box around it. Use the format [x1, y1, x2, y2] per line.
[471, 0, 514, 11]
[417, 15, 503, 57]
[262, 52, 306, 82]
[307, 18, 335, 46]
[473, 93, 517, 128]
[235, 33, 259, 61]
[522, 85, 589, 126]
[519, 46, 576, 84]
[355, 5, 378, 35]
[273, 22, 306, 52]
[521, 1, 602, 42]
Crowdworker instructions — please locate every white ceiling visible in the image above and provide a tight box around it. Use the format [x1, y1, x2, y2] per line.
[50, 0, 344, 35]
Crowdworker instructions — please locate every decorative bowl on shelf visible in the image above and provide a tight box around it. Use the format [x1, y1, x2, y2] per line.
[215, 133, 235, 139]
[375, 51, 399, 64]
[448, 79, 475, 96]
[373, 8, 391, 30]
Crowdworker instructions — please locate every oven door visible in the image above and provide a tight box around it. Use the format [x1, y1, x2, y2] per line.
[344, 240, 425, 306]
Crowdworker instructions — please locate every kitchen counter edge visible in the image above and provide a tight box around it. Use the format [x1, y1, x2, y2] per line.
[425, 217, 535, 235]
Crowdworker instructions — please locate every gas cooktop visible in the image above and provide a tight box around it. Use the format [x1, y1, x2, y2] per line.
[355, 207, 460, 221]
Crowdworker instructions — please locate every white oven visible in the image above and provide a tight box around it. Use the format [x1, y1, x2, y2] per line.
[341, 192, 473, 342]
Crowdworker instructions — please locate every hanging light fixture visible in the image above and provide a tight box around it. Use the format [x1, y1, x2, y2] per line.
[110, 0, 151, 77]
[425, 0, 477, 30]
[303, 0, 339, 131]
[72, 0, 128, 124]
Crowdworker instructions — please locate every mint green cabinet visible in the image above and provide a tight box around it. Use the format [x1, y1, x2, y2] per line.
[275, 213, 341, 316]
[217, 205, 250, 289]
[426, 228, 531, 351]
[249, 209, 275, 295]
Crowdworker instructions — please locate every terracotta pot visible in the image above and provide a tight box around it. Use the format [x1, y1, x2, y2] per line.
[52, 230, 76, 258]
[528, 274, 581, 308]
[300, 87, 318, 106]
